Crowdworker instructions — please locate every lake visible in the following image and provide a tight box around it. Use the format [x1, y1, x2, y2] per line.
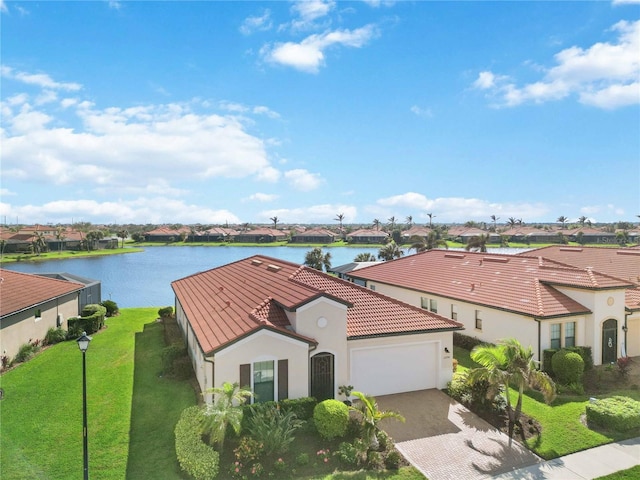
[2, 246, 530, 308]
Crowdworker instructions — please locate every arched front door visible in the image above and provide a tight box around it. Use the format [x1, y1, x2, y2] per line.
[602, 319, 617, 364]
[310, 352, 334, 401]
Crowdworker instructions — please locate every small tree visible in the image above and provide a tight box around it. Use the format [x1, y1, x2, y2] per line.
[304, 247, 332, 272]
[349, 391, 405, 449]
[202, 382, 252, 454]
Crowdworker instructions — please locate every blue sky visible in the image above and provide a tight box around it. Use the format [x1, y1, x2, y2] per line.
[1, 0, 639, 226]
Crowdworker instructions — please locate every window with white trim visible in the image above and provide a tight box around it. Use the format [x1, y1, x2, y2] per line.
[451, 304, 458, 321]
[253, 361, 275, 403]
[475, 310, 482, 330]
[565, 322, 576, 347]
[421, 297, 429, 309]
[429, 299, 438, 313]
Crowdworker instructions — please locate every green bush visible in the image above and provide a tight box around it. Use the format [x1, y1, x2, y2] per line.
[384, 449, 402, 470]
[44, 327, 67, 345]
[552, 349, 585, 385]
[158, 306, 174, 319]
[81, 304, 107, 318]
[100, 300, 119, 317]
[335, 441, 359, 467]
[14, 342, 37, 363]
[453, 332, 491, 351]
[586, 396, 640, 431]
[175, 406, 220, 480]
[447, 371, 491, 410]
[68, 316, 102, 335]
[543, 349, 557, 374]
[161, 343, 187, 376]
[245, 405, 303, 455]
[278, 397, 317, 420]
[313, 399, 349, 440]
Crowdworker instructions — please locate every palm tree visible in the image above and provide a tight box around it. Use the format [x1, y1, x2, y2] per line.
[409, 232, 447, 253]
[465, 234, 489, 253]
[427, 213, 436, 228]
[31, 232, 47, 256]
[349, 391, 405, 449]
[117, 229, 128, 248]
[55, 226, 66, 253]
[578, 216, 588, 226]
[304, 247, 332, 272]
[490, 215, 500, 230]
[405, 216, 413, 228]
[507, 217, 517, 228]
[378, 241, 403, 261]
[335, 213, 345, 237]
[516, 218, 524, 226]
[354, 252, 376, 262]
[202, 382, 253, 454]
[372, 219, 381, 231]
[387, 216, 396, 231]
[557, 216, 568, 229]
[270, 216, 279, 229]
[468, 338, 556, 441]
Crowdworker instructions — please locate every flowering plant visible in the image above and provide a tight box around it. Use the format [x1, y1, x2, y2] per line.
[317, 448, 331, 464]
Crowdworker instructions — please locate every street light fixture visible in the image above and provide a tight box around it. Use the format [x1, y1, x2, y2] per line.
[77, 331, 92, 480]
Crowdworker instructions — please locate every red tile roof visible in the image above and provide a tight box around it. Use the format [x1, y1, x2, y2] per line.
[349, 250, 634, 318]
[0, 269, 83, 317]
[172, 255, 462, 354]
[524, 246, 640, 311]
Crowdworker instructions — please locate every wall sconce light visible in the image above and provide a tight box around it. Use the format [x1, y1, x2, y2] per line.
[622, 325, 628, 332]
[444, 347, 450, 353]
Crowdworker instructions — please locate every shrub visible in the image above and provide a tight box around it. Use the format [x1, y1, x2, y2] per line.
[100, 299, 119, 317]
[542, 349, 557, 374]
[245, 405, 303, 455]
[367, 450, 384, 470]
[453, 332, 490, 351]
[335, 442, 358, 467]
[81, 303, 107, 318]
[586, 396, 640, 432]
[552, 349, 585, 385]
[161, 343, 187, 376]
[278, 396, 317, 420]
[174, 406, 219, 480]
[15, 342, 37, 363]
[44, 327, 67, 345]
[447, 371, 491, 410]
[1, 355, 11, 371]
[231, 436, 264, 479]
[158, 306, 174, 319]
[617, 357, 632, 377]
[384, 449, 402, 470]
[313, 399, 349, 440]
[295, 452, 310, 466]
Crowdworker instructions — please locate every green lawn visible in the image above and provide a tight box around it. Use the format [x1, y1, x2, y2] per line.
[595, 465, 640, 480]
[0, 247, 143, 264]
[452, 345, 640, 460]
[0, 308, 196, 480]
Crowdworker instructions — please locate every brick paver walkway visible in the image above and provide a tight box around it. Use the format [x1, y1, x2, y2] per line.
[376, 390, 541, 480]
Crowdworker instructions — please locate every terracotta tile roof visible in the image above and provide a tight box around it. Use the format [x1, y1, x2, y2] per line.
[524, 246, 640, 311]
[0, 269, 83, 317]
[172, 255, 462, 354]
[349, 250, 633, 318]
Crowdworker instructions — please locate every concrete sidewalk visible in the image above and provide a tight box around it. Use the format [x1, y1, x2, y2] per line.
[490, 436, 640, 480]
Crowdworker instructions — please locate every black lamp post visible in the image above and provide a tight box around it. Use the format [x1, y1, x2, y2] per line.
[77, 331, 92, 480]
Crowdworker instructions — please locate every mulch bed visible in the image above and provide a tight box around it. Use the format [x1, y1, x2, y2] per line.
[473, 407, 541, 444]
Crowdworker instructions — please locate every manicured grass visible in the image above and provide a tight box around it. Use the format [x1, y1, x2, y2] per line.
[305, 468, 426, 479]
[0, 308, 196, 480]
[0, 247, 143, 264]
[595, 465, 640, 480]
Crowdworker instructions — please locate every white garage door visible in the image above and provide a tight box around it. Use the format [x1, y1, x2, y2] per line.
[350, 341, 438, 396]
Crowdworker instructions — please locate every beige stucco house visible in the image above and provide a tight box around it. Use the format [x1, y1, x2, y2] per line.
[171, 255, 463, 404]
[348, 249, 638, 366]
[0, 269, 83, 359]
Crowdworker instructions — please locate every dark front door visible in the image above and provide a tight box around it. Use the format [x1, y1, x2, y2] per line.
[602, 319, 617, 364]
[311, 353, 334, 401]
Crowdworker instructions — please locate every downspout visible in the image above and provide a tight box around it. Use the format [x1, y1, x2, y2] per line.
[204, 356, 215, 404]
[623, 310, 630, 358]
[534, 317, 541, 368]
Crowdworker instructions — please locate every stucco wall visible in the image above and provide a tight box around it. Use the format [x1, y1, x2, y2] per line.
[0, 292, 79, 358]
[213, 330, 310, 403]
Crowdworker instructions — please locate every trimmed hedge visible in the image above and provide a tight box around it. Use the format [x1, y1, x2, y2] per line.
[544, 346, 593, 375]
[313, 399, 349, 440]
[453, 332, 492, 351]
[241, 397, 318, 430]
[69, 304, 107, 335]
[175, 406, 220, 480]
[586, 396, 640, 432]
[552, 349, 585, 385]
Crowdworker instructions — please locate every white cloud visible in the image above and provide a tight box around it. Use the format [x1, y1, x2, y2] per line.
[1, 66, 82, 91]
[0, 188, 16, 196]
[108, 1, 122, 10]
[240, 9, 273, 35]
[613, 0, 640, 4]
[0, 197, 241, 225]
[375, 192, 549, 223]
[261, 25, 378, 73]
[259, 203, 357, 224]
[284, 169, 323, 191]
[410, 105, 433, 118]
[244, 193, 279, 202]
[474, 20, 640, 109]
[0, 1, 7, 13]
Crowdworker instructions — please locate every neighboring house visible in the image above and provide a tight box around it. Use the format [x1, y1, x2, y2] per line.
[0, 269, 83, 359]
[328, 262, 381, 282]
[348, 249, 635, 366]
[524, 246, 640, 357]
[171, 255, 462, 404]
[144, 226, 192, 242]
[565, 227, 618, 245]
[200, 227, 238, 242]
[234, 228, 288, 243]
[400, 226, 433, 243]
[36, 273, 102, 311]
[291, 228, 336, 244]
[346, 229, 389, 244]
[447, 227, 500, 244]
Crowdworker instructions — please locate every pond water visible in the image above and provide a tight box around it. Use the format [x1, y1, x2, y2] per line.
[2, 246, 530, 308]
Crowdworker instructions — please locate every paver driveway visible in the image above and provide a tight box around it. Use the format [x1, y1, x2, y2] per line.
[376, 389, 542, 480]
